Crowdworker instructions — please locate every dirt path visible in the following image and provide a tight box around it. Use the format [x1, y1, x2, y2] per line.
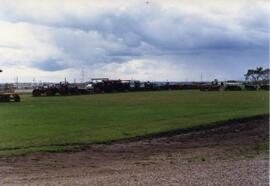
[0, 116, 269, 186]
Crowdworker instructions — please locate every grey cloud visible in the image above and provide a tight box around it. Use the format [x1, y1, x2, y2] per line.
[49, 8, 268, 64]
[34, 59, 68, 71]
[0, 0, 268, 80]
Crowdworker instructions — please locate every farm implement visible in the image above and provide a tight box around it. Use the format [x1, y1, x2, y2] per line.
[0, 69, 21, 102]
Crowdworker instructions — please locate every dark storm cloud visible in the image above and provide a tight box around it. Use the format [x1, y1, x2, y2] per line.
[3, 4, 268, 51]
[69, 11, 266, 50]
[43, 9, 268, 70]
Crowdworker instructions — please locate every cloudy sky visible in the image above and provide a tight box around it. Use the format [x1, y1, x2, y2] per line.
[0, 0, 269, 82]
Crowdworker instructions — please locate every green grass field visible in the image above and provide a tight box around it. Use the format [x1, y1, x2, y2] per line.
[0, 90, 268, 156]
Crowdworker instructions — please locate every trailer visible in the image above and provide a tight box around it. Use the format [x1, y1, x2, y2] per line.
[224, 81, 243, 91]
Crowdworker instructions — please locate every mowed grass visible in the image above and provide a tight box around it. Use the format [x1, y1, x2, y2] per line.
[0, 90, 268, 156]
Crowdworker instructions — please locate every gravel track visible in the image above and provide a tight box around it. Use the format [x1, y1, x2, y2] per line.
[0, 116, 269, 186]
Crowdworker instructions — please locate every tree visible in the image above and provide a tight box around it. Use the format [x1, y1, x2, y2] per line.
[262, 68, 270, 81]
[245, 67, 269, 81]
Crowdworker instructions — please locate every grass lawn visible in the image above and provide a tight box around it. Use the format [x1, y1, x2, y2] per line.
[0, 90, 268, 156]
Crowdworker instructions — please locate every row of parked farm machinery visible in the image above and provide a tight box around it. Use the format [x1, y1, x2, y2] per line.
[32, 78, 159, 97]
[1, 67, 269, 100]
[31, 78, 270, 97]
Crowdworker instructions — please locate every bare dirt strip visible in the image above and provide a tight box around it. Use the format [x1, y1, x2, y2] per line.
[0, 116, 269, 186]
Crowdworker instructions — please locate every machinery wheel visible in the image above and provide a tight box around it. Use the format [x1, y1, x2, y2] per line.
[46, 89, 54, 96]
[0, 95, 5, 102]
[59, 88, 68, 96]
[32, 89, 41, 97]
[0, 95, 10, 102]
[14, 95, 21, 102]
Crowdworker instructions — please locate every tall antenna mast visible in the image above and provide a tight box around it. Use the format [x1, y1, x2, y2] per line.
[81, 68, 85, 83]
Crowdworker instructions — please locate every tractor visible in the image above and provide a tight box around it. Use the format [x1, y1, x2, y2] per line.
[200, 79, 222, 91]
[32, 81, 91, 97]
[91, 78, 130, 93]
[0, 69, 21, 102]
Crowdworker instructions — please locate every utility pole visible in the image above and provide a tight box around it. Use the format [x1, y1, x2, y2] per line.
[15, 76, 19, 89]
[33, 77, 36, 88]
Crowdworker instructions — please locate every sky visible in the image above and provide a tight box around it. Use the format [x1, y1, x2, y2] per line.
[0, 0, 269, 83]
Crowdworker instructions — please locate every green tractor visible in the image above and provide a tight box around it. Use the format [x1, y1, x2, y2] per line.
[0, 69, 20, 102]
